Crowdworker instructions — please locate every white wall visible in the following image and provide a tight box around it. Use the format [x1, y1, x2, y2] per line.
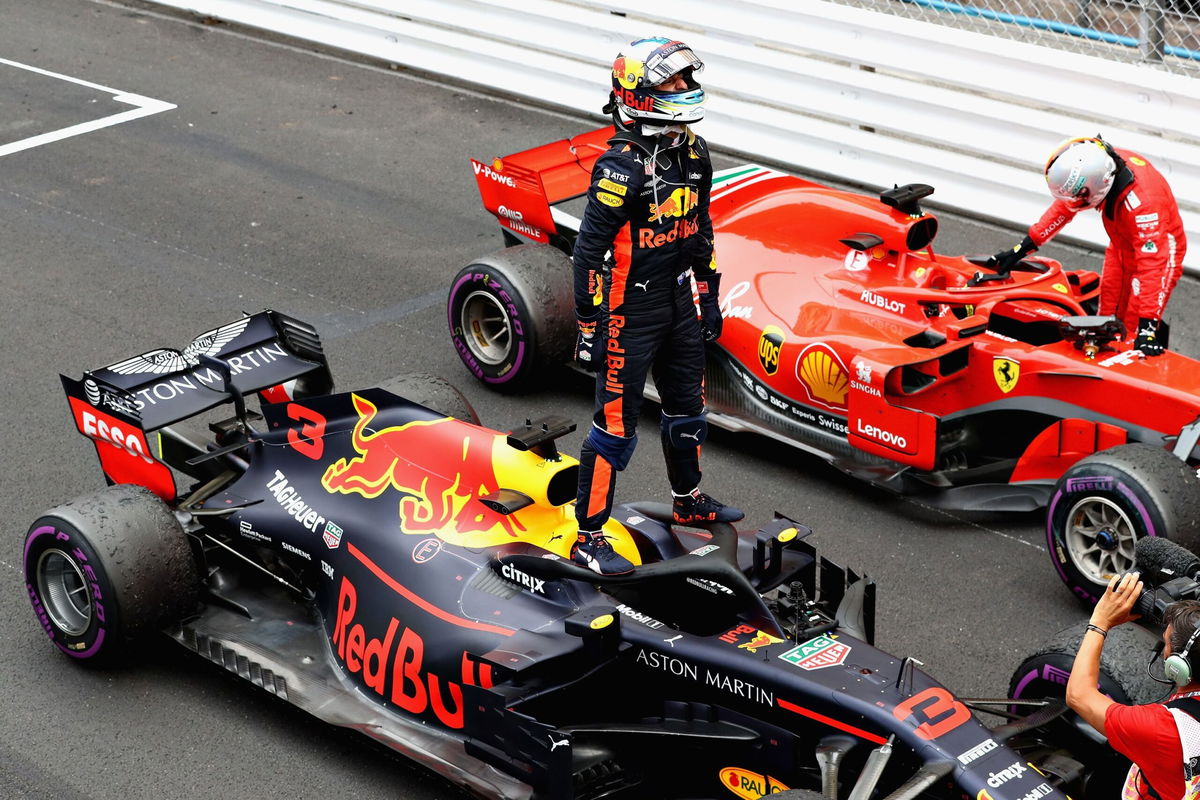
[143, 0, 1200, 270]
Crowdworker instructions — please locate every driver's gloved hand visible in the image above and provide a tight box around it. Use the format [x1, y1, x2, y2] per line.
[696, 271, 724, 342]
[1135, 317, 1165, 356]
[987, 235, 1038, 272]
[574, 309, 602, 372]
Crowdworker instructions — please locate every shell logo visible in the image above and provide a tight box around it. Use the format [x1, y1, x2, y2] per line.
[718, 767, 789, 798]
[796, 343, 850, 409]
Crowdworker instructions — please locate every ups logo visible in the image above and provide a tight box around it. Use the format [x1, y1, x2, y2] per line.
[758, 326, 785, 375]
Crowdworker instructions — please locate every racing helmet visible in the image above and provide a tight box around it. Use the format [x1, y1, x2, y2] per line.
[610, 37, 705, 124]
[1044, 137, 1118, 210]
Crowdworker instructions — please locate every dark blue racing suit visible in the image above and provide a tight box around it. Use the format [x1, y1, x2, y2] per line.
[572, 125, 717, 530]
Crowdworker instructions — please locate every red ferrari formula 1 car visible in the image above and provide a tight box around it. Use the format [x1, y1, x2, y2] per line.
[449, 126, 1200, 604]
[24, 311, 1142, 800]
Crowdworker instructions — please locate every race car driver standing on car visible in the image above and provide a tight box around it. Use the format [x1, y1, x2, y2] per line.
[1067, 572, 1200, 800]
[990, 136, 1186, 356]
[569, 36, 742, 575]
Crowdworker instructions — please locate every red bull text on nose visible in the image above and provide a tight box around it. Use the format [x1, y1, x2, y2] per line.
[320, 394, 523, 538]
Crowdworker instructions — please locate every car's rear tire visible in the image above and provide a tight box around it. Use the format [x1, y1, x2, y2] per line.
[1008, 620, 1163, 799]
[1046, 443, 1200, 604]
[23, 484, 200, 665]
[448, 244, 574, 392]
[379, 373, 480, 424]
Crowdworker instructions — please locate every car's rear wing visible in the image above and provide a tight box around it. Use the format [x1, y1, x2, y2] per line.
[470, 126, 613, 246]
[61, 310, 333, 500]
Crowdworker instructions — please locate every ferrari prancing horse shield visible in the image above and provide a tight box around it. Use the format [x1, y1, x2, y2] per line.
[993, 357, 1020, 394]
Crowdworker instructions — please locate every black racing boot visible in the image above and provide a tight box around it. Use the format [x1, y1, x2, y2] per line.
[672, 489, 745, 525]
[570, 530, 635, 575]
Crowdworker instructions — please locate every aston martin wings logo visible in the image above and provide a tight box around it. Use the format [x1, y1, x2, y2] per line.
[993, 357, 1020, 394]
[106, 318, 251, 375]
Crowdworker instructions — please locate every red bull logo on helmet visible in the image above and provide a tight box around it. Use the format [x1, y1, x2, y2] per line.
[320, 394, 525, 541]
[648, 187, 698, 222]
[613, 55, 645, 90]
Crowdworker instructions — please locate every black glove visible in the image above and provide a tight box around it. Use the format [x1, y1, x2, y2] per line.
[696, 272, 723, 342]
[574, 310, 602, 371]
[1135, 317, 1165, 356]
[987, 235, 1038, 272]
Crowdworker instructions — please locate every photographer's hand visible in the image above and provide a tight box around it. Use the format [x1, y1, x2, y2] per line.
[1091, 572, 1144, 630]
[1067, 572, 1143, 735]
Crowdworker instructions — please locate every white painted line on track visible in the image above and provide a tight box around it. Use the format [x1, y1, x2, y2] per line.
[907, 498, 1043, 550]
[0, 57, 176, 158]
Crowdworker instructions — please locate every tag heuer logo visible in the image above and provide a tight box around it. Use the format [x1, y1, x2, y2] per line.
[322, 521, 344, 549]
[779, 634, 850, 670]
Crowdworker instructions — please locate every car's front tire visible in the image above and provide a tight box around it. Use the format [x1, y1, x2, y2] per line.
[448, 244, 574, 392]
[1046, 443, 1200, 604]
[1008, 620, 1163, 799]
[24, 484, 200, 665]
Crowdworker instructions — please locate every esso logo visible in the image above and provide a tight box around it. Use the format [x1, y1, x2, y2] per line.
[81, 410, 153, 464]
[497, 205, 524, 221]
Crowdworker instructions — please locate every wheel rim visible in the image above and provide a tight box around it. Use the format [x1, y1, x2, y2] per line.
[36, 548, 93, 636]
[1063, 496, 1137, 586]
[460, 290, 514, 366]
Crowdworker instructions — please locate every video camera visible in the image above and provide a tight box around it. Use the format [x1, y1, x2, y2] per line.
[1133, 537, 1200, 625]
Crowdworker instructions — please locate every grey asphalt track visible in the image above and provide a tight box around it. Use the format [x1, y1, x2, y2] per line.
[3, 1, 1196, 797]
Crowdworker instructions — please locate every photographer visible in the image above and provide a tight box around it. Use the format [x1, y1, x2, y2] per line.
[1067, 572, 1200, 799]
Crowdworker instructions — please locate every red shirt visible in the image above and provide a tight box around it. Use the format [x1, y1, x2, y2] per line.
[1106, 701, 1185, 799]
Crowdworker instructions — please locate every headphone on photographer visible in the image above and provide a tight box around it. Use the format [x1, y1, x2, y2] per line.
[1164, 623, 1200, 687]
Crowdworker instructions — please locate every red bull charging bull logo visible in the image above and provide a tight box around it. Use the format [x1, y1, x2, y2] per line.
[719, 623, 784, 654]
[648, 186, 698, 222]
[321, 394, 525, 542]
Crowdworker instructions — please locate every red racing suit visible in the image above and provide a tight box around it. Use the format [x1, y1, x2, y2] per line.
[571, 124, 716, 530]
[1028, 148, 1186, 337]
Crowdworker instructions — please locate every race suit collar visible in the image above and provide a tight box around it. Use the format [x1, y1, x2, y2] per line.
[1103, 151, 1133, 221]
[608, 124, 692, 156]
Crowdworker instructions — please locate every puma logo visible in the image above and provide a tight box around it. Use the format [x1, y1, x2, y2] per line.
[549, 736, 569, 751]
[663, 634, 682, 647]
[680, 430, 700, 441]
[634, 280, 650, 291]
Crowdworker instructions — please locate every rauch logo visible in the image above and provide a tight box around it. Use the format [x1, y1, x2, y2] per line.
[718, 767, 789, 798]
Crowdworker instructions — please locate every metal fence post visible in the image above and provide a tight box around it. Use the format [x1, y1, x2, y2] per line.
[1075, 0, 1093, 29]
[1139, 0, 1166, 63]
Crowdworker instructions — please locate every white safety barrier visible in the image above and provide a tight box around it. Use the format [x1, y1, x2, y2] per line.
[144, 0, 1200, 270]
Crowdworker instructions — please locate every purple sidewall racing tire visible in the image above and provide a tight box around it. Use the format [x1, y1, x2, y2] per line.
[447, 245, 574, 393]
[1045, 443, 1200, 605]
[23, 484, 199, 666]
[1007, 621, 1161, 798]
[448, 268, 530, 388]
[24, 522, 115, 660]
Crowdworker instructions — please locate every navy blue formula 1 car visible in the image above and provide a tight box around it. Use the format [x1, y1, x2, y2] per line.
[25, 310, 1135, 799]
